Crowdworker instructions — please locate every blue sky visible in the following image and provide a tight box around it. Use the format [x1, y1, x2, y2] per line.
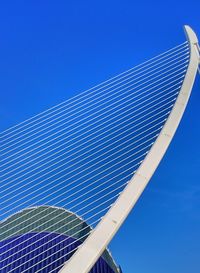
[0, 1, 200, 273]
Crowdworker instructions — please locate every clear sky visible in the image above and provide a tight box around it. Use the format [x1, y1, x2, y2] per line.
[0, 1, 200, 273]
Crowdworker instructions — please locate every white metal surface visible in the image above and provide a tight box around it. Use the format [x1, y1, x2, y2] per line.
[58, 25, 199, 273]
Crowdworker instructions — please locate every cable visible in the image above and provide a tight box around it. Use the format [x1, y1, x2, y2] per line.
[0, 42, 187, 138]
[0, 41, 189, 273]
[1, 46, 188, 150]
[0, 106, 170, 232]
[1, 74, 183, 185]
[1, 55, 188, 165]
[1, 133, 156, 239]
[0, 88, 178, 209]
[0, 114, 166, 212]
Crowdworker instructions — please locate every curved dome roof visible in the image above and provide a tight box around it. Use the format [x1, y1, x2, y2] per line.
[0, 206, 122, 273]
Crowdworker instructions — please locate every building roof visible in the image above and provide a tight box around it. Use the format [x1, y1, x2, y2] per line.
[0, 206, 121, 273]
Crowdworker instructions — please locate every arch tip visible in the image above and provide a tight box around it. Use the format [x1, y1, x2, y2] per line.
[183, 25, 199, 44]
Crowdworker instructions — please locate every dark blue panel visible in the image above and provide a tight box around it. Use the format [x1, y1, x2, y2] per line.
[0, 232, 116, 273]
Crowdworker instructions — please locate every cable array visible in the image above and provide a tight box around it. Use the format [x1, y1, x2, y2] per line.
[0, 41, 189, 273]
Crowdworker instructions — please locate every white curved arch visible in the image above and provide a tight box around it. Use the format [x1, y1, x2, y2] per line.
[59, 25, 199, 273]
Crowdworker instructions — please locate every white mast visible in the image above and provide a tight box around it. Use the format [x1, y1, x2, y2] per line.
[58, 25, 199, 273]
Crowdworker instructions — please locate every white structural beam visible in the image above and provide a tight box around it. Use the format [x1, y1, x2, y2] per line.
[58, 25, 199, 273]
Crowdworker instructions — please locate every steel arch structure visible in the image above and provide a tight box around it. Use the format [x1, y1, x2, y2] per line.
[59, 25, 200, 273]
[0, 25, 199, 273]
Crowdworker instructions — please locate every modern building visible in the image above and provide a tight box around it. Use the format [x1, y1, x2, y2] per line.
[0, 206, 122, 273]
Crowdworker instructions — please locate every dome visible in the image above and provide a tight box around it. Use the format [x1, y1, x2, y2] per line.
[0, 206, 122, 273]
